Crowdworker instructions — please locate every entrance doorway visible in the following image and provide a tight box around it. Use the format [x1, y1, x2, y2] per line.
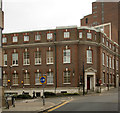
[87, 76, 90, 90]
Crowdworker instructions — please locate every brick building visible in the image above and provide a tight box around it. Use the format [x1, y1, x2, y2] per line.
[81, 1, 120, 85]
[2, 26, 119, 96]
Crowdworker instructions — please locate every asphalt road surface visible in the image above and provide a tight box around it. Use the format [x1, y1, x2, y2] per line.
[49, 88, 119, 112]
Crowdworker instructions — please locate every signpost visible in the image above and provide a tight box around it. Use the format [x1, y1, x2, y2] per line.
[40, 75, 46, 106]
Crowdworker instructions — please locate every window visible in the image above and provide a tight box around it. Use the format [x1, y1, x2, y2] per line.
[87, 33, 92, 39]
[79, 32, 82, 38]
[63, 71, 70, 84]
[24, 73, 30, 85]
[109, 57, 112, 68]
[102, 53, 105, 65]
[3, 73, 7, 86]
[102, 72, 105, 84]
[63, 49, 71, 63]
[46, 51, 53, 64]
[4, 54, 7, 66]
[107, 73, 109, 83]
[106, 41, 108, 46]
[86, 18, 88, 24]
[35, 51, 41, 65]
[112, 57, 114, 69]
[47, 33, 53, 40]
[47, 72, 53, 84]
[23, 51, 30, 65]
[13, 36, 18, 43]
[2, 37, 7, 43]
[112, 46, 114, 51]
[116, 60, 118, 70]
[13, 73, 18, 85]
[95, 34, 96, 40]
[109, 43, 112, 48]
[35, 72, 41, 84]
[87, 50, 92, 63]
[12, 53, 18, 66]
[102, 37, 104, 43]
[24, 35, 29, 42]
[64, 32, 70, 38]
[35, 34, 41, 41]
[106, 56, 109, 67]
[110, 74, 112, 84]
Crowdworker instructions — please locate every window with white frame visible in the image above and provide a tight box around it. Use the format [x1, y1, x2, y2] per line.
[112, 57, 114, 69]
[63, 71, 70, 84]
[3, 73, 7, 86]
[12, 53, 18, 66]
[35, 72, 41, 84]
[13, 36, 18, 43]
[2, 37, 7, 43]
[13, 73, 18, 85]
[35, 51, 41, 65]
[112, 46, 114, 51]
[46, 51, 53, 64]
[24, 35, 29, 42]
[63, 49, 70, 63]
[102, 53, 105, 65]
[102, 72, 105, 84]
[4, 54, 7, 66]
[106, 56, 109, 67]
[23, 51, 30, 65]
[95, 34, 96, 40]
[64, 32, 70, 38]
[116, 60, 118, 70]
[109, 43, 112, 48]
[79, 32, 82, 38]
[47, 33, 53, 40]
[35, 34, 41, 41]
[87, 33, 92, 39]
[109, 57, 112, 68]
[106, 41, 108, 46]
[87, 50, 92, 63]
[47, 72, 53, 84]
[24, 72, 30, 85]
[102, 37, 104, 43]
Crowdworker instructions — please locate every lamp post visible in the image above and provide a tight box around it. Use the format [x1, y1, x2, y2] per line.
[54, 33, 57, 94]
[9, 65, 12, 90]
[83, 62, 85, 96]
[22, 69, 24, 93]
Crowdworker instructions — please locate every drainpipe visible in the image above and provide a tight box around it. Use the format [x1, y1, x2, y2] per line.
[54, 33, 57, 94]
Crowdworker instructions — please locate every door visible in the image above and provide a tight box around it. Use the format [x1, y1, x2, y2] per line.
[87, 77, 90, 90]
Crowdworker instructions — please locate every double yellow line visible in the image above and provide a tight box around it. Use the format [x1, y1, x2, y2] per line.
[48, 99, 73, 112]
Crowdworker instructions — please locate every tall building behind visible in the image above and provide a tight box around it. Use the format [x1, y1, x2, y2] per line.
[81, 1, 120, 85]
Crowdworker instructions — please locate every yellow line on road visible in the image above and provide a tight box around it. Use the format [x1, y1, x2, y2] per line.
[48, 99, 73, 112]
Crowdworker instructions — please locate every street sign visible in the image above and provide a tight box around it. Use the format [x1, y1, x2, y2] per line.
[40, 75, 46, 84]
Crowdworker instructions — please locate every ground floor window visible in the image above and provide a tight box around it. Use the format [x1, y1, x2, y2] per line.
[63, 71, 70, 84]
[24, 73, 30, 85]
[13, 73, 18, 85]
[47, 72, 53, 84]
[35, 72, 41, 84]
[3, 74, 7, 86]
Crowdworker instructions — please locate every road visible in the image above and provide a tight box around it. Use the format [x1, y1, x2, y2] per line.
[49, 88, 119, 112]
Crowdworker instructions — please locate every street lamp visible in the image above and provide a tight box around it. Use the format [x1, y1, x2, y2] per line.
[9, 65, 12, 90]
[22, 69, 24, 90]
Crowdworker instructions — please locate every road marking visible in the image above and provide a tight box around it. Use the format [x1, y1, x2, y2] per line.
[48, 99, 73, 112]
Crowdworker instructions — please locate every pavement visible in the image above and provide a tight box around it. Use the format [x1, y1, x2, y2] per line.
[1, 87, 119, 113]
[2, 96, 72, 112]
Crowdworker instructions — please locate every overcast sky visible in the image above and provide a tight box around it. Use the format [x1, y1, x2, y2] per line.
[3, 0, 96, 33]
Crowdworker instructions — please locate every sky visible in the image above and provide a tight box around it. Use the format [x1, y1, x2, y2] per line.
[2, 0, 96, 33]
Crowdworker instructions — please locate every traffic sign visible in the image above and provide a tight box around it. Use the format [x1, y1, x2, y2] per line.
[40, 76, 46, 84]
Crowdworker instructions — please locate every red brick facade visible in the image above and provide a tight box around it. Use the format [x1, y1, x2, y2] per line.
[2, 26, 119, 95]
